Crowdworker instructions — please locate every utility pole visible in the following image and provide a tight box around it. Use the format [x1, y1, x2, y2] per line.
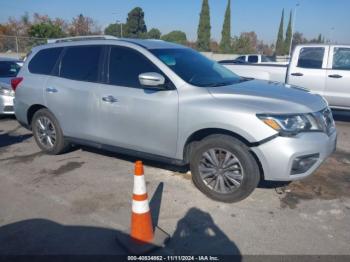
[112, 12, 123, 38]
[288, 3, 300, 59]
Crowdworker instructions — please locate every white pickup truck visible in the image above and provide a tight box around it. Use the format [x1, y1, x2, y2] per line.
[221, 44, 350, 110]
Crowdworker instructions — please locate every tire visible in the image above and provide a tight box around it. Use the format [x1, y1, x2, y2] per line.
[190, 134, 260, 203]
[32, 109, 70, 155]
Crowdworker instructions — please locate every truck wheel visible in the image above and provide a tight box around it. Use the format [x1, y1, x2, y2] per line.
[32, 109, 70, 155]
[190, 135, 260, 203]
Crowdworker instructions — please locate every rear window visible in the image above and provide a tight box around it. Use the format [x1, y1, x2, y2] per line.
[60, 46, 103, 82]
[0, 61, 21, 77]
[332, 47, 350, 70]
[297, 47, 324, 69]
[28, 47, 63, 75]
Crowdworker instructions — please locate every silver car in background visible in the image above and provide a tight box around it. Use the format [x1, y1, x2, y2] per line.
[13, 36, 337, 202]
[0, 57, 22, 115]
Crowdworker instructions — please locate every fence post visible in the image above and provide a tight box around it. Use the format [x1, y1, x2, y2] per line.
[15, 36, 19, 56]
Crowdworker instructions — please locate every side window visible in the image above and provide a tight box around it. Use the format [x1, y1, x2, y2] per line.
[332, 47, 350, 70]
[235, 56, 246, 62]
[248, 55, 258, 63]
[60, 46, 103, 82]
[108, 46, 162, 88]
[297, 47, 324, 69]
[28, 47, 63, 75]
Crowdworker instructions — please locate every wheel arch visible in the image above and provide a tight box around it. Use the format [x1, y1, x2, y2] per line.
[27, 104, 48, 128]
[183, 128, 265, 180]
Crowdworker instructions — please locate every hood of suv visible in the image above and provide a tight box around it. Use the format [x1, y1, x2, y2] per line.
[208, 79, 327, 114]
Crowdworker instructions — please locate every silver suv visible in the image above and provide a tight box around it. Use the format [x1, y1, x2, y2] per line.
[13, 36, 337, 202]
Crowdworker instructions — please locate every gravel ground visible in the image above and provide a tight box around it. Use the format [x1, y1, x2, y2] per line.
[0, 110, 349, 255]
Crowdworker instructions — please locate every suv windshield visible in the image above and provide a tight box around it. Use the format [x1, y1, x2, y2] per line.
[150, 48, 242, 87]
[0, 61, 21, 78]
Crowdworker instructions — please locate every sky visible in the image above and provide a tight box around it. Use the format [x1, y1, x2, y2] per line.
[0, 0, 349, 44]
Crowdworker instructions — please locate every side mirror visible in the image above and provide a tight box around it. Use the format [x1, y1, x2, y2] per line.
[138, 72, 165, 88]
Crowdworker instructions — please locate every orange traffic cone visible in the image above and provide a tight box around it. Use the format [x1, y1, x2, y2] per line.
[116, 161, 169, 254]
[130, 161, 154, 243]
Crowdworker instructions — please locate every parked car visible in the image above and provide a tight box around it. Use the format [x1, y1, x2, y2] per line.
[0, 57, 22, 115]
[13, 36, 336, 202]
[220, 54, 287, 65]
[220, 44, 350, 110]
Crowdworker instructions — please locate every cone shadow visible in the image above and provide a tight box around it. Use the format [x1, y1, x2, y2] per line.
[149, 182, 164, 230]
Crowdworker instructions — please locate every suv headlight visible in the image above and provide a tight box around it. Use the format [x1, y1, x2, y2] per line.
[257, 113, 322, 136]
[0, 86, 14, 97]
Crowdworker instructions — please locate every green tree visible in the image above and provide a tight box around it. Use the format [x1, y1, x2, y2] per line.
[161, 30, 187, 45]
[28, 21, 65, 38]
[68, 14, 100, 36]
[125, 7, 147, 38]
[284, 10, 292, 55]
[147, 28, 161, 39]
[232, 32, 257, 54]
[104, 23, 125, 37]
[275, 9, 285, 55]
[197, 0, 211, 51]
[219, 0, 232, 53]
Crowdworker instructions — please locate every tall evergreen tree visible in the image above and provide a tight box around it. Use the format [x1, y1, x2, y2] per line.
[219, 0, 232, 53]
[125, 7, 147, 38]
[197, 0, 211, 51]
[275, 9, 285, 55]
[284, 10, 292, 55]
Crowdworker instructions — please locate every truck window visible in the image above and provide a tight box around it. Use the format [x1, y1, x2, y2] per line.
[248, 55, 259, 63]
[297, 47, 324, 69]
[332, 47, 350, 70]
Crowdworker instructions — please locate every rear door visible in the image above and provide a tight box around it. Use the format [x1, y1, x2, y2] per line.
[97, 45, 179, 158]
[287, 46, 329, 95]
[325, 46, 350, 108]
[45, 45, 104, 141]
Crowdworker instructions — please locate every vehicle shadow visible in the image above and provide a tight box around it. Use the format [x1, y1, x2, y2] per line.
[332, 109, 350, 122]
[0, 127, 32, 149]
[0, 115, 16, 121]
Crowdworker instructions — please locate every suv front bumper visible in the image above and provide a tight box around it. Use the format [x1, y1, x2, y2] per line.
[251, 131, 337, 181]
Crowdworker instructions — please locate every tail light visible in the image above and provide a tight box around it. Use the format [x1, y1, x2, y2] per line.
[11, 77, 23, 92]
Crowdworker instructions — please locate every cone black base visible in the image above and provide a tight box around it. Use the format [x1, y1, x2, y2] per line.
[116, 226, 170, 255]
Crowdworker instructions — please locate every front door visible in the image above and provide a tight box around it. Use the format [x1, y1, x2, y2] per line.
[287, 46, 329, 96]
[97, 45, 179, 158]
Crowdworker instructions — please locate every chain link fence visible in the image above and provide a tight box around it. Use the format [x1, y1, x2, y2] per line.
[0, 35, 47, 59]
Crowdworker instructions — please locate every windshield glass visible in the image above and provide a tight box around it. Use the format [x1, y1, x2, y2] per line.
[150, 48, 242, 87]
[0, 61, 21, 78]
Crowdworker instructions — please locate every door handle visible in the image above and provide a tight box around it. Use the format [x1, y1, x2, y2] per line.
[46, 87, 58, 93]
[328, 74, 343, 79]
[102, 95, 118, 103]
[291, 73, 304, 76]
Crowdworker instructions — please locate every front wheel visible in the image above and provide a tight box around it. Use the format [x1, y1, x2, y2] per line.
[32, 109, 70, 155]
[190, 135, 260, 203]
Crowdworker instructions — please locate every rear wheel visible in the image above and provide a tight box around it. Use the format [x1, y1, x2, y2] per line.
[32, 109, 70, 155]
[190, 135, 260, 203]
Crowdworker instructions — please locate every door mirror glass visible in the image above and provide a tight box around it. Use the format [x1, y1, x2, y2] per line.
[138, 72, 165, 88]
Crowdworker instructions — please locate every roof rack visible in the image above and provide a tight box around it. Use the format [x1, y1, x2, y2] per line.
[47, 35, 118, 44]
